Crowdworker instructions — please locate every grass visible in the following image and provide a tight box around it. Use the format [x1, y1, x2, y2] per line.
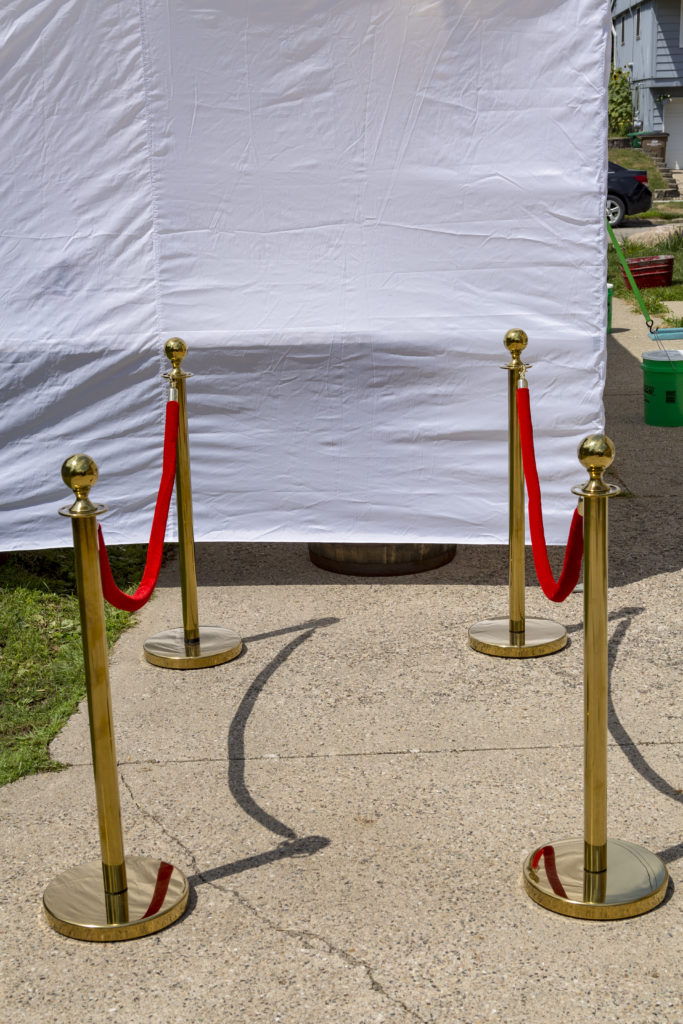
[608, 225, 683, 319]
[608, 146, 669, 191]
[0, 545, 148, 787]
[630, 202, 683, 221]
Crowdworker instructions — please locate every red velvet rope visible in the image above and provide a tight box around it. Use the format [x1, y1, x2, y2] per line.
[531, 845, 568, 899]
[98, 401, 179, 612]
[142, 861, 174, 919]
[516, 386, 583, 603]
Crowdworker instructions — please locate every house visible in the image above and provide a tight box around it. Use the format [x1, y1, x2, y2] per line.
[612, 0, 683, 169]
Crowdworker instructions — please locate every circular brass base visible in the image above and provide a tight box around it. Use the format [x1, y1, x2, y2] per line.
[468, 617, 567, 657]
[144, 625, 243, 669]
[523, 839, 668, 920]
[43, 856, 189, 941]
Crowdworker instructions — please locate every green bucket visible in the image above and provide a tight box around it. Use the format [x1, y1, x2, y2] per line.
[641, 350, 683, 427]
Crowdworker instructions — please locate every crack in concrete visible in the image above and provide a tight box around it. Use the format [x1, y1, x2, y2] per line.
[119, 769, 429, 1023]
[100, 736, 681, 770]
[118, 771, 204, 875]
[221, 887, 430, 1024]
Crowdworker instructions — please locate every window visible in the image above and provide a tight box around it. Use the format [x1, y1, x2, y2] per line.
[636, 8, 640, 40]
[621, 15, 625, 46]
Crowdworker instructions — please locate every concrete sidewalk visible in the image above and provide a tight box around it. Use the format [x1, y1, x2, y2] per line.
[1, 299, 681, 1023]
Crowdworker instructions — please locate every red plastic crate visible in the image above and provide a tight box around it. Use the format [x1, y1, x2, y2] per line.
[622, 255, 674, 290]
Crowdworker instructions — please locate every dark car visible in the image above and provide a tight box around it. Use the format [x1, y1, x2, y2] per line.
[607, 161, 652, 227]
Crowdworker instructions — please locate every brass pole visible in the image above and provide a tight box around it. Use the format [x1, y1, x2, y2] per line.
[581, 449, 610, 874]
[43, 455, 189, 940]
[506, 330, 527, 634]
[165, 338, 200, 645]
[143, 338, 243, 669]
[522, 435, 669, 919]
[468, 329, 567, 657]
[60, 456, 127, 900]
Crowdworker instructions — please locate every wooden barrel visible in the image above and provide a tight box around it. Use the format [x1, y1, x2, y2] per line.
[308, 543, 456, 576]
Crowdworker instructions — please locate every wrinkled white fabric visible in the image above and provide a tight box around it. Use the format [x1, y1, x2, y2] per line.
[0, 0, 610, 549]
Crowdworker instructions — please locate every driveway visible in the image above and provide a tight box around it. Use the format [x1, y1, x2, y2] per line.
[613, 217, 683, 243]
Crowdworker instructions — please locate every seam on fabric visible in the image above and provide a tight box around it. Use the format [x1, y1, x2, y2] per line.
[136, 0, 178, 540]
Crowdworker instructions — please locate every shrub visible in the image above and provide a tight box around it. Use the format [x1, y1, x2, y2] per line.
[609, 66, 634, 137]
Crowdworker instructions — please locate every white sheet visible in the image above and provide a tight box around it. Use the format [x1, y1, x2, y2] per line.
[0, 0, 610, 550]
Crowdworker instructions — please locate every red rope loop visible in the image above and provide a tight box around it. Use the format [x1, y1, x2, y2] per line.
[516, 386, 583, 603]
[98, 401, 179, 611]
[531, 846, 568, 899]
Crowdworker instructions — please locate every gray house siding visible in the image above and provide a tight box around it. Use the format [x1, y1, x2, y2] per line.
[612, 0, 683, 139]
[613, 2, 655, 85]
[654, 2, 683, 78]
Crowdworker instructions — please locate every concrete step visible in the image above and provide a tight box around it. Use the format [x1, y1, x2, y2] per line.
[644, 155, 680, 195]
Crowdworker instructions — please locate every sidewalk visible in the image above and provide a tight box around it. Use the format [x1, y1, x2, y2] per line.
[1, 299, 681, 1024]
[614, 218, 683, 244]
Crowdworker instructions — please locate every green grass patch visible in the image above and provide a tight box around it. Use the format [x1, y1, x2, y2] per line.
[0, 545, 148, 787]
[630, 203, 683, 222]
[608, 147, 668, 191]
[608, 228, 683, 317]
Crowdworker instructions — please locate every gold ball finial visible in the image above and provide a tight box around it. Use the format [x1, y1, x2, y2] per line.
[578, 434, 615, 494]
[504, 328, 528, 358]
[61, 454, 99, 515]
[578, 433, 615, 473]
[62, 454, 98, 496]
[164, 337, 188, 370]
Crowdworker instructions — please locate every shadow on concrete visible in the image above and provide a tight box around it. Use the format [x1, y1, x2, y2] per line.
[183, 618, 337, 905]
[241, 617, 340, 645]
[655, 842, 683, 866]
[227, 617, 338, 840]
[173, 540, 547, 588]
[185, 835, 330, 897]
[180, 540, 512, 587]
[607, 605, 683, 809]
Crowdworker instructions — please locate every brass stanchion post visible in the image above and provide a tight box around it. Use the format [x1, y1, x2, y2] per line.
[143, 338, 243, 668]
[522, 435, 669, 919]
[469, 329, 567, 657]
[43, 455, 189, 941]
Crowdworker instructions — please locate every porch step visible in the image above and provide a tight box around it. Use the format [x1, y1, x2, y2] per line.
[648, 153, 680, 194]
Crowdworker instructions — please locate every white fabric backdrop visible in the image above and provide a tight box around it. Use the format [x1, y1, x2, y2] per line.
[0, 0, 610, 550]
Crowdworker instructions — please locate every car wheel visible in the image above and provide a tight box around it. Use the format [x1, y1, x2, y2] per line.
[606, 194, 626, 227]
